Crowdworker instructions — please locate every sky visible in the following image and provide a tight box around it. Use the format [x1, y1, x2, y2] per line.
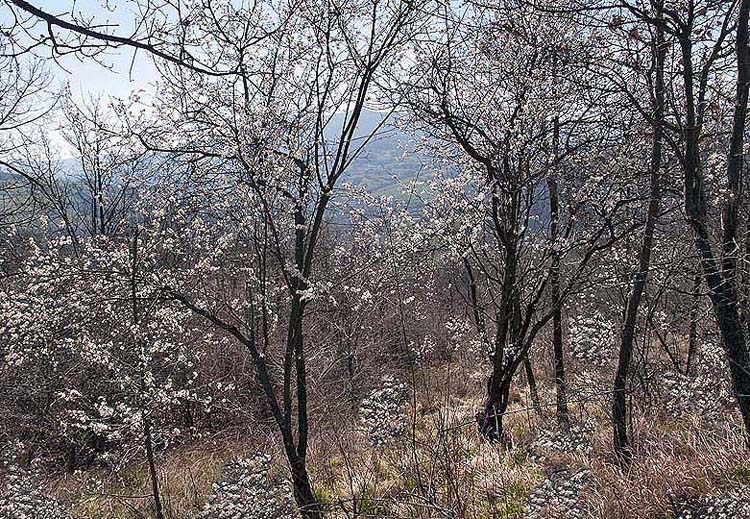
[5, 1, 396, 158]
[32, 1, 158, 99]
[1, 1, 160, 156]
[59, 46, 157, 102]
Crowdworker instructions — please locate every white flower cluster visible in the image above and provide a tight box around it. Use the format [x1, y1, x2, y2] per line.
[410, 335, 436, 364]
[567, 312, 616, 367]
[670, 489, 750, 519]
[0, 234, 212, 466]
[524, 469, 589, 519]
[200, 454, 294, 519]
[662, 341, 732, 421]
[359, 375, 409, 446]
[529, 424, 592, 460]
[0, 466, 69, 519]
[444, 318, 470, 344]
[661, 371, 730, 422]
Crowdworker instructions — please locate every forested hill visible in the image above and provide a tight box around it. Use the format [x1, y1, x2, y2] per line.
[328, 110, 427, 198]
[49, 110, 427, 199]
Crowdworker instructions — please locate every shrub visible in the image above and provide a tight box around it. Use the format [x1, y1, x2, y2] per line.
[199, 453, 294, 519]
[359, 375, 410, 447]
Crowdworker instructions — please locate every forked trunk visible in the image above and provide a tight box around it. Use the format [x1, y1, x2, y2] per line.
[478, 370, 512, 444]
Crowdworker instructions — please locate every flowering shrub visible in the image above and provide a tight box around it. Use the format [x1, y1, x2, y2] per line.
[670, 489, 750, 519]
[444, 317, 471, 348]
[662, 341, 733, 421]
[567, 312, 616, 367]
[524, 469, 589, 519]
[359, 375, 410, 446]
[200, 453, 294, 519]
[529, 423, 592, 460]
[410, 335, 436, 364]
[0, 233, 214, 468]
[0, 466, 69, 519]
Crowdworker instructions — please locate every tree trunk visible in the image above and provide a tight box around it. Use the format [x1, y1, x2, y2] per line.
[678, 0, 750, 442]
[613, 6, 665, 463]
[551, 298, 569, 430]
[143, 416, 164, 519]
[289, 454, 324, 519]
[723, 0, 750, 289]
[524, 356, 543, 417]
[478, 372, 512, 444]
[285, 291, 323, 517]
[549, 116, 570, 431]
[686, 273, 701, 375]
[723, 0, 750, 440]
[744, 226, 750, 348]
[473, 202, 519, 443]
[480, 288, 521, 444]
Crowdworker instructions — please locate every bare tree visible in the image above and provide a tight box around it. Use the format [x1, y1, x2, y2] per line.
[611, 0, 750, 441]
[401, 1, 642, 441]
[610, 0, 668, 462]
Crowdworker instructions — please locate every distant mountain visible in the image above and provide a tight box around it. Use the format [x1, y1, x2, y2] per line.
[40, 111, 426, 198]
[332, 110, 427, 198]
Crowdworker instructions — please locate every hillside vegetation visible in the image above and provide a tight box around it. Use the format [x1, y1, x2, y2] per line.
[2, 1, 750, 518]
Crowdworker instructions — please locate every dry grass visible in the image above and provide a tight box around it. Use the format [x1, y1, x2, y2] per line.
[581, 417, 750, 518]
[50, 428, 288, 518]
[44, 361, 750, 518]
[304, 364, 545, 518]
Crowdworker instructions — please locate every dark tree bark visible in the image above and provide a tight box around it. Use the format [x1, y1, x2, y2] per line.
[513, 287, 542, 416]
[143, 417, 165, 519]
[464, 250, 513, 442]
[172, 291, 324, 518]
[612, 4, 665, 463]
[524, 356, 543, 417]
[686, 273, 702, 375]
[723, 0, 750, 286]
[286, 450, 322, 519]
[549, 117, 570, 431]
[677, 0, 750, 441]
[479, 192, 520, 442]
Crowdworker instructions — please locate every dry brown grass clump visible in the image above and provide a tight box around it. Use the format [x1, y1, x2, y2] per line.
[580, 416, 750, 518]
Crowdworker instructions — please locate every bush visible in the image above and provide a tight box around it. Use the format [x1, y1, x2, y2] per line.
[200, 453, 295, 519]
[0, 466, 69, 519]
[359, 375, 410, 447]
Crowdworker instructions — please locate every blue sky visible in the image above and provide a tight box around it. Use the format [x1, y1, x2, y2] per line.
[60, 45, 157, 102]
[2, 2, 160, 156]
[8, 1, 158, 100]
